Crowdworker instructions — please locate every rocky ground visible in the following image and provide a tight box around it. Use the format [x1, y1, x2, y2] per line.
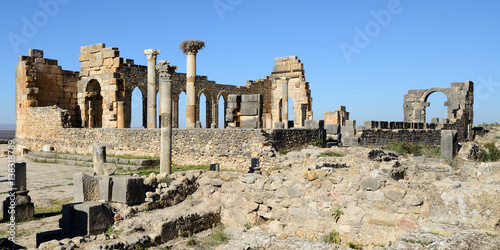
[1, 127, 499, 249]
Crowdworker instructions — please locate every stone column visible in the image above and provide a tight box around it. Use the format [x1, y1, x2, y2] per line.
[93, 145, 106, 176]
[186, 52, 197, 128]
[179, 40, 205, 129]
[2, 162, 34, 221]
[281, 77, 289, 129]
[157, 61, 177, 174]
[116, 101, 125, 128]
[144, 49, 161, 129]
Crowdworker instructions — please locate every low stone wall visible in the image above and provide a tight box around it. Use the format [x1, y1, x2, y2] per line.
[269, 128, 321, 151]
[19, 107, 319, 170]
[360, 129, 442, 146]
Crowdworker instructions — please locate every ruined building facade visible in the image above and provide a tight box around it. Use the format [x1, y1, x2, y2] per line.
[15, 43, 313, 140]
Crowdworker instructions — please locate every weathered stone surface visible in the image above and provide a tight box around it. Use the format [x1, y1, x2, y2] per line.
[111, 176, 145, 205]
[360, 177, 380, 191]
[59, 201, 114, 235]
[429, 181, 500, 229]
[441, 130, 458, 159]
[74, 173, 99, 202]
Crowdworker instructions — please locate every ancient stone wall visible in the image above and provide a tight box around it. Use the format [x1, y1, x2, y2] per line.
[360, 129, 442, 146]
[16, 44, 311, 136]
[403, 81, 474, 141]
[270, 56, 313, 128]
[15, 49, 79, 139]
[269, 128, 320, 151]
[21, 106, 319, 170]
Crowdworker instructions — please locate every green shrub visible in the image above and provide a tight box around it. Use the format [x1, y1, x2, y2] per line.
[186, 235, 197, 246]
[204, 225, 230, 246]
[331, 208, 344, 223]
[478, 142, 500, 162]
[346, 242, 361, 249]
[319, 152, 344, 157]
[421, 145, 440, 158]
[313, 138, 323, 147]
[322, 230, 341, 244]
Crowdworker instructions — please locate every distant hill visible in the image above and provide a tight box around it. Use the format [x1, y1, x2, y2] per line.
[0, 124, 15, 129]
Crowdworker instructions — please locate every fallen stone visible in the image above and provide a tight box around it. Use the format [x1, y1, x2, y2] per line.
[360, 177, 380, 191]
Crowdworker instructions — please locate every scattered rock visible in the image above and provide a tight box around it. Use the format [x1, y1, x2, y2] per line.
[144, 176, 157, 187]
[241, 175, 257, 184]
[368, 149, 399, 162]
[360, 177, 380, 191]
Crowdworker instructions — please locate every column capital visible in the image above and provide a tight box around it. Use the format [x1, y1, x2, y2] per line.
[157, 60, 177, 79]
[144, 49, 161, 60]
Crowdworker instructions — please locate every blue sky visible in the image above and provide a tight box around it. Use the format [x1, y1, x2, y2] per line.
[1, 0, 499, 127]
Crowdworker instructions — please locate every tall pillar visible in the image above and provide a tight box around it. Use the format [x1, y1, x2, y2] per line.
[179, 40, 205, 129]
[116, 101, 125, 128]
[157, 60, 177, 175]
[144, 49, 161, 128]
[186, 52, 197, 128]
[282, 77, 289, 129]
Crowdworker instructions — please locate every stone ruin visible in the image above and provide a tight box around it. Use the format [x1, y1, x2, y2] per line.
[15, 44, 312, 138]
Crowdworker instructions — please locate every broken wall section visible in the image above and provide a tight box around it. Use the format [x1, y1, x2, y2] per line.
[270, 56, 313, 128]
[15, 49, 80, 139]
[403, 81, 474, 141]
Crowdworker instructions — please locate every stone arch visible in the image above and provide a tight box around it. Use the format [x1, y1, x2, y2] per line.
[217, 92, 228, 128]
[403, 81, 474, 141]
[128, 85, 147, 128]
[173, 90, 187, 128]
[421, 89, 450, 123]
[84, 79, 103, 128]
[197, 90, 213, 128]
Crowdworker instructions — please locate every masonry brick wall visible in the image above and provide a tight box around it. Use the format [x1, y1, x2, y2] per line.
[360, 129, 442, 146]
[21, 107, 319, 170]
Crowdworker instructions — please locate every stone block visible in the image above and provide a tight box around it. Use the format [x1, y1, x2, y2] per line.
[304, 120, 324, 129]
[210, 163, 220, 172]
[431, 117, 440, 124]
[99, 176, 112, 202]
[325, 124, 340, 134]
[364, 121, 378, 129]
[239, 108, 259, 116]
[241, 121, 260, 129]
[73, 173, 99, 202]
[241, 94, 262, 103]
[274, 122, 285, 129]
[227, 95, 239, 103]
[2, 198, 34, 222]
[441, 130, 458, 159]
[111, 176, 145, 205]
[342, 137, 360, 147]
[59, 201, 114, 235]
[345, 120, 356, 129]
[29, 49, 44, 58]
